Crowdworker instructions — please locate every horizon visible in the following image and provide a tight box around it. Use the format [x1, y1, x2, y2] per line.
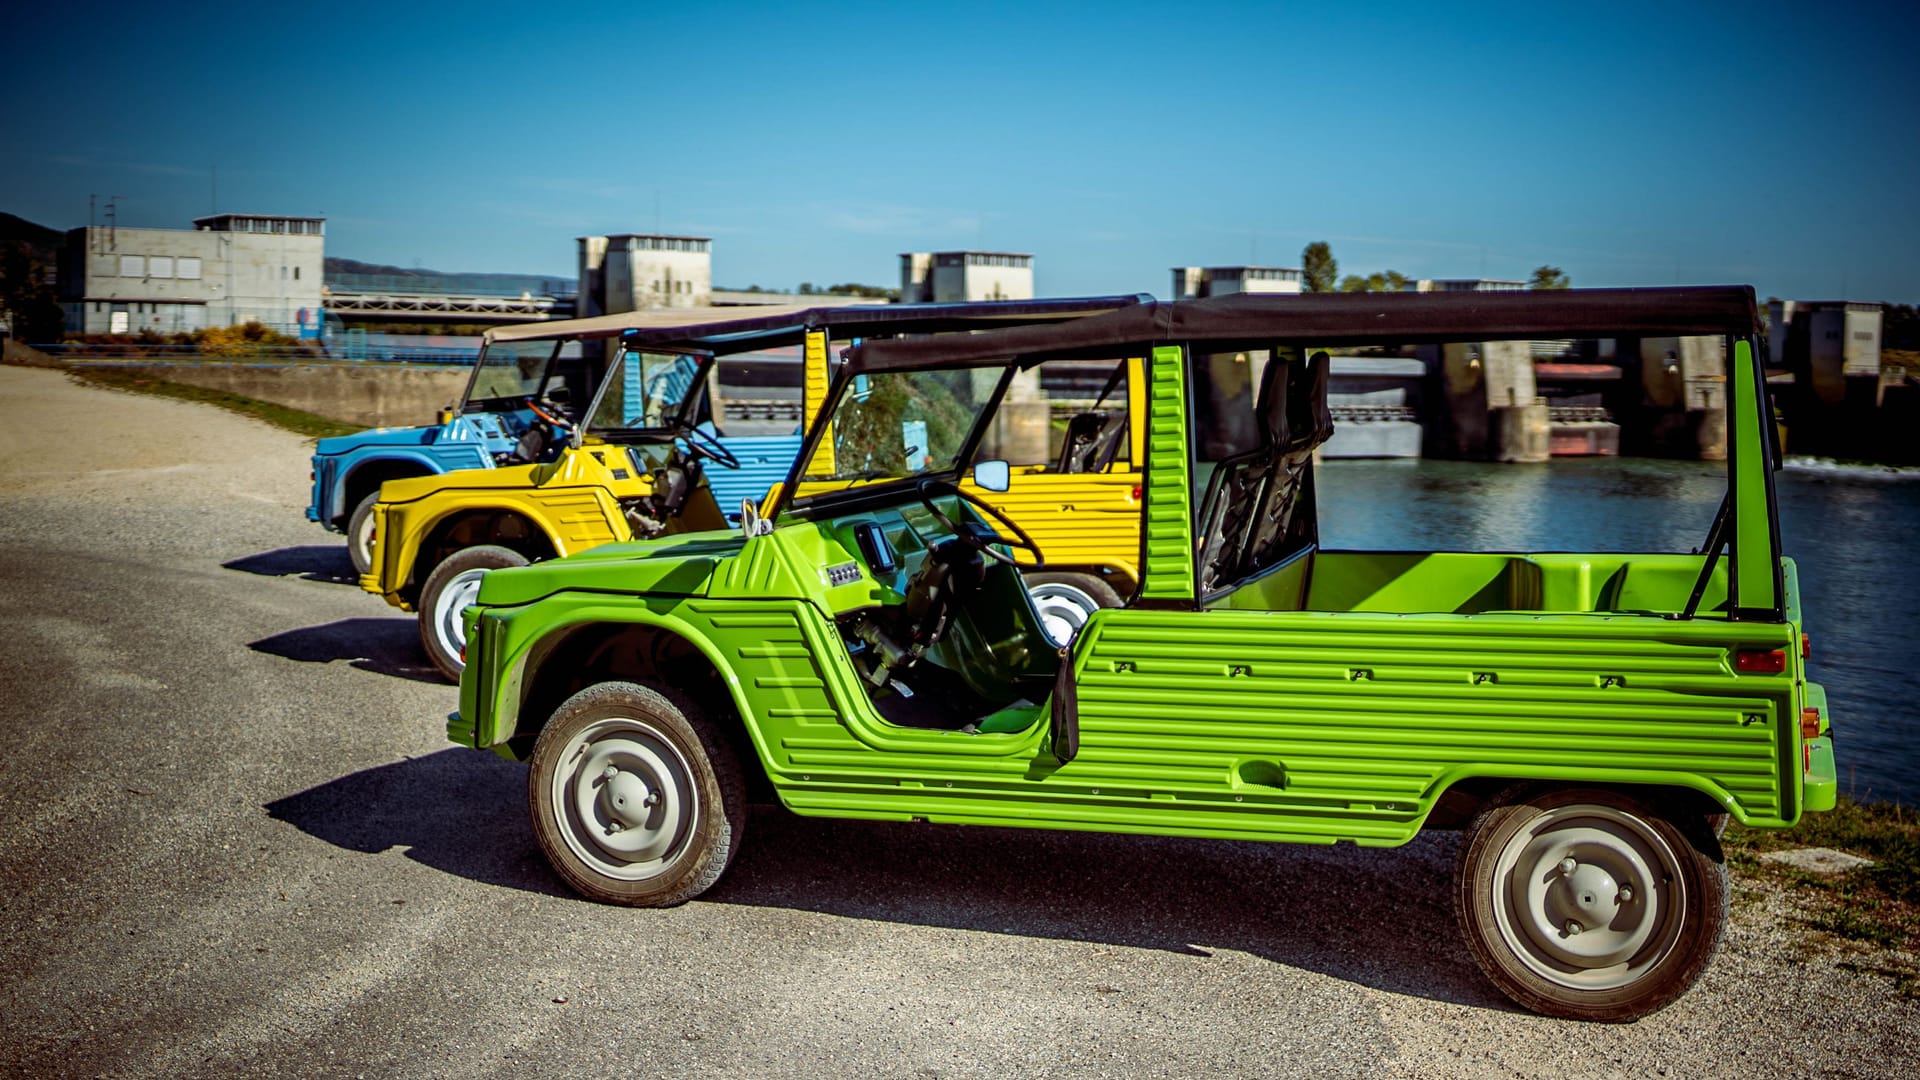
[4, 1, 1916, 305]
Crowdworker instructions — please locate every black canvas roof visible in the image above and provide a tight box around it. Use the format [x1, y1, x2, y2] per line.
[846, 286, 1761, 372]
[621, 294, 1151, 355]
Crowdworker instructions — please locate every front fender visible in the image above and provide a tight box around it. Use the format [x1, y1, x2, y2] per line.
[463, 601, 770, 771]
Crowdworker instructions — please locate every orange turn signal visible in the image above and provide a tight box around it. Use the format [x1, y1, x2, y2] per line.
[1801, 707, 1821, 739]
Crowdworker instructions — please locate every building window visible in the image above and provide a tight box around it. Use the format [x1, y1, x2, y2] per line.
[118, 254, 144, 277]
[150, 256, 174, 279]
[178, 257, 201, 280]
[293, 266, 300, 280]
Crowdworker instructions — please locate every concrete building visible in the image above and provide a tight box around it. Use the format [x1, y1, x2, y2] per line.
[577, 234, 712, 317]
[1170, 265, 1303, 299]
[58, 213, 326, 335]
[900, 251, 1033, 303]
[1768, 300, 1884, 405]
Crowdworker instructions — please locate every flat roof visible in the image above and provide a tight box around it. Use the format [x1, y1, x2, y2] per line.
[848, 286, 1762, 372]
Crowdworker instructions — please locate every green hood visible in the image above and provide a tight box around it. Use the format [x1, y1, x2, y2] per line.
[474, 529, 745, 607]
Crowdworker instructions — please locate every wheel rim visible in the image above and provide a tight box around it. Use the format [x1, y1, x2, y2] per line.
[1490, 803, 1686, 991]
[429, 567, 489, 669]
[351, 508, 376, 570]
[1029, 581, 1101, 646]
[548, 717, 698, 881]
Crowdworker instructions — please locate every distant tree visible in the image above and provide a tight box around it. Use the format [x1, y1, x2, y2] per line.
[1529, 265, 1570, 290]
[1337, 270, 1410, 294]
[824, 283, 900, 300]
[0, 241, 65, 343]
[1302, 242, 1338, 293]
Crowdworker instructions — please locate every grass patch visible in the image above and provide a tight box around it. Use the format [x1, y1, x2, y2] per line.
[70, 367, 360, 439]
[1725, 795, 1920, 992]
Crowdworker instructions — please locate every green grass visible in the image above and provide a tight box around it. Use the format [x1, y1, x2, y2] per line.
[70, 367, 361, 439]
[1725, 796, 1920, 992]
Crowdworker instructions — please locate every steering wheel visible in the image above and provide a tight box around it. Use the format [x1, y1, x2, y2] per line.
[674, 422, 741, 470]
[526, 397, 574, 431]
[915, 477, 1045, 567]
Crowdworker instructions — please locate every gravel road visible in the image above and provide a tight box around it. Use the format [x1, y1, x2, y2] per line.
[1, 363, 1914, 1079]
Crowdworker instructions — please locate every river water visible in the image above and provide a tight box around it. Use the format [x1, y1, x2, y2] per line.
[1314, 456, 1920, 806]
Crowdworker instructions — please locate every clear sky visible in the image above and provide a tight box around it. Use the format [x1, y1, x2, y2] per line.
[5, 0, 1916, 302]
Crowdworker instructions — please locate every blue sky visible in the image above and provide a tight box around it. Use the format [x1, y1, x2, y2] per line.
[5, 1, 1916, 301]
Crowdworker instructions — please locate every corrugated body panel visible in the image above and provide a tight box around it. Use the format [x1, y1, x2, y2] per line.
[1066, 610, 1794, 830]
[1138, 345, 1194, 599]
[961, 472, 1141, 580]
[710, 434, 803, 516]
[803, 330, 834, 475]
[530, 489, 623, 551]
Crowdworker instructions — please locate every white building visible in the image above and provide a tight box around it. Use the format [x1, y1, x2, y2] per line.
[59, 214, 326, 335]
[1171, 265, 1303, 299]
[577, 234, 712, 315]
[1409, 278, 1527, 293]
[900, 251, 1034, 303]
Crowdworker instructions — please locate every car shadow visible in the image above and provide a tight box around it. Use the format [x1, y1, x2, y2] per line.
[268, 750, 1506, 1011]
[224, 544, 359, 585]
[265, 748, 568, 899]
[249, 617, 446, 684]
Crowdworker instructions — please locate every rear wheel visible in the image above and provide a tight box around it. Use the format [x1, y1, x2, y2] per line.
[528, 682, 746, 906]
[418, 544, 527, 682]
[1024, 571, 1123, 646]
[346, 491, 379, 576]
[1456, 787, 1726, 1022]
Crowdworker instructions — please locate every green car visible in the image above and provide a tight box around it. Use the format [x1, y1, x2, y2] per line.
[451, 286, 1835, 1022]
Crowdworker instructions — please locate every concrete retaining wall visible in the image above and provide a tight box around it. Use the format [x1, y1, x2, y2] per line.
[114, 363, 470, 429]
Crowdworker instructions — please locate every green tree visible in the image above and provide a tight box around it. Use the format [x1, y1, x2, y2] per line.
[1302, 242, 1338, 293]
[1338, 270, 1410, 293]
[1529, 265, 1570, 290]
[0, 241, 65, 343]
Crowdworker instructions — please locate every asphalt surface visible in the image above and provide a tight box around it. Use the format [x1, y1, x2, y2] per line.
[1, 364, 1915, 1079]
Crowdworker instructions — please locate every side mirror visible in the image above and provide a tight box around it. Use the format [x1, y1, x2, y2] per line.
[972, 459, 1011, 493]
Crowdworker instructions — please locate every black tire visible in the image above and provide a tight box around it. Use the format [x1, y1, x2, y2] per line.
[417, 544, 528, 683]
[1023, 571, 1124, 646]
[1456, 786, 1727, 1022]
[346, 491, 380, 577]
[528, 681, 747, 906]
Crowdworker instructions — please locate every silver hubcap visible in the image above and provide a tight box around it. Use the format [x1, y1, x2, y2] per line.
[550, 718, 696, 881]
[430, 568, 488, 671]
[351, 508, 376, 570]
[1491, 804, 1684, 991]
[1029, 581, 1101, 646]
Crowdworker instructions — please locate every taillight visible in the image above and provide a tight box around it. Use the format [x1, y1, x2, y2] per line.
[1801, 707, 1821, 739]
[1802, 633, 1812, 660]
[1131, 485, 1142, 501]
[1734, 649, 1787, 673]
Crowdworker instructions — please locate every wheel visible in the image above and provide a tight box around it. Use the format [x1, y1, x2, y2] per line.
[528, 681, 746, 906]
[1024, 571, 1122, 646]
[345, 491, 380, 576]
[1456, 787, 1727, 1022]
[417, 544, 528, 682]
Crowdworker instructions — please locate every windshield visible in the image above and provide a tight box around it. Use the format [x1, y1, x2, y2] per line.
[582, 349, 707, 434]
[461, 339, 587, 409]
[802, 367, 1004, 483]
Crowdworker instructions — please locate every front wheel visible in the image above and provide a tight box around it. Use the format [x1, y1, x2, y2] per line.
[1024, 571, 1123, 646]
[417, 544, 528, 682]
[528, 682, 746, 906]
[346, 492, 380, 576]
[1456, 787, 1727, 1022]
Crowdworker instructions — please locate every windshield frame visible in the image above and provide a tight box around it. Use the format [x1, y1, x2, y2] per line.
[777, 356, 1018, 519]
[456, 338, 576, 413]
[571, 346, 717, 444]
